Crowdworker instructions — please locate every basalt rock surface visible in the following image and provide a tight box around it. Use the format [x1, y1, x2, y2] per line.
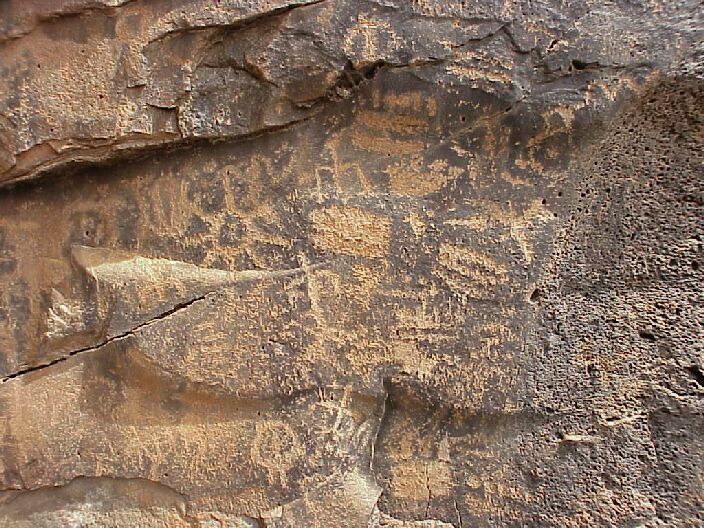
[0, 1, 702, 527]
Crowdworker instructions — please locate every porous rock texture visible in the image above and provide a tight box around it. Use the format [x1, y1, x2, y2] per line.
[0, 1, 702, 526]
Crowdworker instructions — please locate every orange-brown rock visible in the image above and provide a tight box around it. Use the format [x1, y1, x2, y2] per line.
[0, 1, 702, 526]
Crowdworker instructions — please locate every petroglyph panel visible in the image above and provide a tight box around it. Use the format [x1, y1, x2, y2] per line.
[0, 0, 702, 526]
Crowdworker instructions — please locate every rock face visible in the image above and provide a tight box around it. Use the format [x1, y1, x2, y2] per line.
[0, 1, 702, 526]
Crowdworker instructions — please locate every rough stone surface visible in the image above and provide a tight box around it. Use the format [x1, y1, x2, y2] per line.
[0, 1, 702, 527]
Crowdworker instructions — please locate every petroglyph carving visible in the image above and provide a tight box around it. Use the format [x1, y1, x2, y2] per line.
[0, 0, 702, 526]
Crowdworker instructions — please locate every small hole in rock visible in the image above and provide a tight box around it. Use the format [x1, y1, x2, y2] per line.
[638, 330, 656, 342]
[571, 59, 590, 70]
[686, 365, 704, 387]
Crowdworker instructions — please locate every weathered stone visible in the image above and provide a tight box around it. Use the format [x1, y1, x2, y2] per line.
[0, 1, 702, 526]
